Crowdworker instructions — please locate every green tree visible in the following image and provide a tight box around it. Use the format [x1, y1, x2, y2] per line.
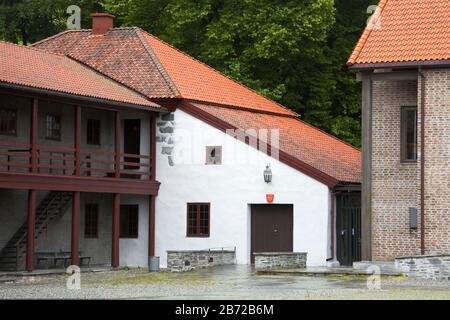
[0, 0, 102, 44]
[1, 0, 373, 146]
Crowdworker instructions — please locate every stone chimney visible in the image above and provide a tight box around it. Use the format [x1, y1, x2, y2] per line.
[91, 13, 115, 35]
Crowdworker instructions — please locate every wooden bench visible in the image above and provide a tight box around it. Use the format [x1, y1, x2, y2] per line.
[35, 251, 91, 269]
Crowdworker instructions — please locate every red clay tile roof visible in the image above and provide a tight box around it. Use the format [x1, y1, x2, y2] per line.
[32, 29, 179, 98]
[32, 28, 295, 116]
[0, 41, 160, 109]
[32, 27, 360, 184]
[186, 102, 361, 184]
[348, 0, 450, 66]
[140, 31, 296, 116]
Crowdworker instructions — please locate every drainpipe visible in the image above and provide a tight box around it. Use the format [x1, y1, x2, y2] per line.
[418, 67, 426, 255]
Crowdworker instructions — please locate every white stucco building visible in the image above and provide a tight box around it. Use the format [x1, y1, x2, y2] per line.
[0, 14, 361, 272]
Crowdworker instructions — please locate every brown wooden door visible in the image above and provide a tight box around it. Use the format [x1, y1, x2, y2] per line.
[251, 204, 293, 263]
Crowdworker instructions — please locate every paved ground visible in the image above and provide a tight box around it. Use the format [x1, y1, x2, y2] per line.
[0, 265, 449, 300]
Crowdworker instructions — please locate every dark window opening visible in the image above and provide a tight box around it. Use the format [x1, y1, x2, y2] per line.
[187, 203, 210, 237]
[120, 204, 139, 238]
[0, 108, 17, 136]
[205, 146, 222, 165]
[401, 107, 418, 162]
[87, 119, 101, 145]
[84, 204, 99, 238]
[45, 114, 61, 141]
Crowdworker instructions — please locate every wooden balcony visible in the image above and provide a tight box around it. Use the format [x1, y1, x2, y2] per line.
[0, 93, 159, 195]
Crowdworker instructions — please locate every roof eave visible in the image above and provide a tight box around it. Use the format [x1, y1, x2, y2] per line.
[0, 82, 166, 113]
[348, 59, 450, 70]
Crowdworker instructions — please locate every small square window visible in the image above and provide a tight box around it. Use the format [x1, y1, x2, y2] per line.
[84, 204, 99, 238]
[187, 203, 210, 237]
[120, 205, 139, 238]
[205, 146, 222, 165]
[87, 119, 101, 145]
[45, 114, 61, 141]
[0, 108, 17, 136]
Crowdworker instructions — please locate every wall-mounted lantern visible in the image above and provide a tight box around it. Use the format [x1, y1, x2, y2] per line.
[263, 164, 272, 183]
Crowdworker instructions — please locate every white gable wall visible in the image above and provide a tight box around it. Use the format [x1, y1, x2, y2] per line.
[155, 109, 331, 268]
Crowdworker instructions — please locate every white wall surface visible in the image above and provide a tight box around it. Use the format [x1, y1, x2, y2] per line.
[155, 110, 331, 267]
[119, 195, 149, 267]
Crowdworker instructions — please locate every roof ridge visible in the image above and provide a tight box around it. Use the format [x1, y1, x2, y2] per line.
[30, 29, 90, 47]
[134, 28, 181, 98]
[138, 28, 298, 117]
[347, 0, 389, 65]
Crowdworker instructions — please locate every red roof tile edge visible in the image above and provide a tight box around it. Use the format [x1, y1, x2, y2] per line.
[1, 40, 161, 109]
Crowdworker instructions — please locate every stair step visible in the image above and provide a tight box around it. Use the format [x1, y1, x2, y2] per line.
[0, 191, 73, 267]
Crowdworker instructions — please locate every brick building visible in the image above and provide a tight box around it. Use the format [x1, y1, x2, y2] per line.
[348, 0, 450, 261]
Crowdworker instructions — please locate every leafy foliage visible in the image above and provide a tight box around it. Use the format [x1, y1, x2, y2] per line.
[0, 0, 372, 146]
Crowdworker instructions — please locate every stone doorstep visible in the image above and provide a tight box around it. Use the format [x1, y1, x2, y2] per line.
[353, 261, 398, 273]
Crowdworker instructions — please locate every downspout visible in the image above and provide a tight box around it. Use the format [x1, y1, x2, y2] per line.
[418, 67, 426, 255]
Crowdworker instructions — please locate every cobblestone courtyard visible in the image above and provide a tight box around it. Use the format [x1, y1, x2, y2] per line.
[0, 265, 449, 300]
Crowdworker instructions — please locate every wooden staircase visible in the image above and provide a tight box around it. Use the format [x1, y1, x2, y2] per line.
[0, 191, 73, 271]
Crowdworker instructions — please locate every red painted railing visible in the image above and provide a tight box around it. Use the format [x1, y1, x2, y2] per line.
[0, 141, 152, 180]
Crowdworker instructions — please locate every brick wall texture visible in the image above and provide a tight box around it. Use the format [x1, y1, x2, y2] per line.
[371, 69, 450, 261]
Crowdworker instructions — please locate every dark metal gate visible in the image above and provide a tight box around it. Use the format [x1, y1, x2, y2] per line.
[336, 193, 361, 266]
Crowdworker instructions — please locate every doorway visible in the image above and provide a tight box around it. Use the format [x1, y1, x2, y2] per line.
[123, 119, 141, 170]
[336, 193, 361, 266]
[250, 204, 293, 263]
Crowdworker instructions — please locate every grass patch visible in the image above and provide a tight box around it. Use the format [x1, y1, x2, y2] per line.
[88, 270, 213, 287]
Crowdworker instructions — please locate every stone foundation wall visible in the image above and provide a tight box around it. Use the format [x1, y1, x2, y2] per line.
[167, 250, 236, 272]
[395, 254, 450, 280]
[254, 252, 307, 270]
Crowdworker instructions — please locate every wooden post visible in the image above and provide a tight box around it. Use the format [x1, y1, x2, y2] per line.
[115, 112, 121, 178]
[71, 191, 81, 267]
[74, 105, 81, 176]
[111, 193, 120, 268]
[149, 115, 156, 259]
[30, 98, 38, 173]
[26, 190, 36, 272]
[150, 114, 156, 181]
[148, 195, 155, 257]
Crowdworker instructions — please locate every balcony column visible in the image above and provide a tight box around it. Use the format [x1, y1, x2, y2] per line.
[74, 105, 81, 176]
[30, 98, 38, 173]
[148, 114, 156, 259]
[148, 195, 155, 258]
[115, 111, 121, 178]
[71, 191, 81, 267]
[111, 193, 120, 269]
[26, 190, 36, 272]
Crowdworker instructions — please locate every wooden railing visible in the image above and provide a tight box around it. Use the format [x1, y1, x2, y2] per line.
[0, 141, 152, 180]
